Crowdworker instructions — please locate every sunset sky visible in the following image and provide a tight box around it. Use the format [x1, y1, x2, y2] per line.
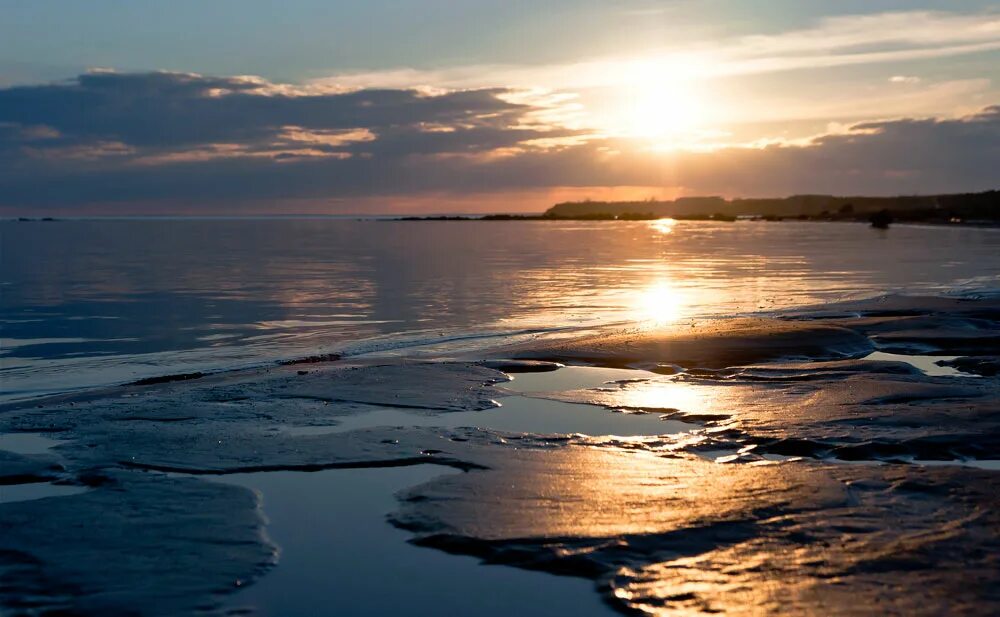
[1, 0, 998, 214]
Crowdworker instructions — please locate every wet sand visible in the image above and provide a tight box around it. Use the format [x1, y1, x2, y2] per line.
[1, 294, 998, 615]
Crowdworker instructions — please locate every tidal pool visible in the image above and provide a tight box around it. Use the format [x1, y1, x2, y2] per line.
[0, 482, 89, 505]
[219, 367, 691, 615]
[0, 431, 66, 455]
[864, 351, 967, 377]
[216, 466, 617, 617]
[0, 432, 88, 504]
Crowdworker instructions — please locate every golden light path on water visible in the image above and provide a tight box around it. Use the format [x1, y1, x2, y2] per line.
[628, 221, 692, 325]
[546, 372, 733, 422]
[633, 280, 688, 325]
[649, 219, 677, 235]
[598, 218, 830, 328]
[8, 216, 999, 401]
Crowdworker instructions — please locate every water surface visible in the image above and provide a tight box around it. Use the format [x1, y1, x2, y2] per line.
[4, 219, 998, 400]
[217, 466, 617, 617]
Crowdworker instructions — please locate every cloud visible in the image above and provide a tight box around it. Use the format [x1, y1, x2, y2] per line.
[673, 105, 1000, 196]
[719, 10, 1000, 71]
[309, 10, 1000, 91]
[0, 71, 996, 213]
[301, 9, 1000, 142]
[391, 106, 1000, 198]
[0, 71, 536, 149]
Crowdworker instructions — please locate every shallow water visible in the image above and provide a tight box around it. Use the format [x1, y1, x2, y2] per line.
[0, 482, 88, 505]
[0, 431, 65, 455]
[281, 395, 694, 437]
[502, 366, 652, 392]
[274, 367, 697, 437]
[863, 351, 966, 377]
[216, 466, 616, 617]
[0, 432, 87, 504]
[4, 219, 999, 400]
[217, 368, 693, 615]
[1, 290, 997, 614]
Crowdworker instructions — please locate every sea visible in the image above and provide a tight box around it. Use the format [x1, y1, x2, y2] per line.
[3, 217, 999, 402]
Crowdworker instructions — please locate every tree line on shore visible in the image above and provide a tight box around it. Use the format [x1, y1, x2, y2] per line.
[543, 190, 999, 224]
[398, 190, 998, 224]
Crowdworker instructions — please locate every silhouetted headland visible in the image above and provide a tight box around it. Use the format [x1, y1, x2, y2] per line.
[397, 190, 999, 225]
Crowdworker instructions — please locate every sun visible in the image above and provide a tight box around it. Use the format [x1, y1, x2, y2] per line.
[624, 79, 704, 140]
[592, 57, 709, 145]
[622, 74, 702, 140]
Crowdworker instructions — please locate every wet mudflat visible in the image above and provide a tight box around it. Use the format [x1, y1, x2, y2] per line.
[1, 294, 998, 615]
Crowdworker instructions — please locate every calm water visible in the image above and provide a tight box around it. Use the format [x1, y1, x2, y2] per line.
[3, 219, 999, 400]
[216, 466, 617, 617]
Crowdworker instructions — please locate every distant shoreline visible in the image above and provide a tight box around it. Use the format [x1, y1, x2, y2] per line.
[397, 189, 1000, 226]
[7, 189, 997, 225]
[392, 213, 1000, 227]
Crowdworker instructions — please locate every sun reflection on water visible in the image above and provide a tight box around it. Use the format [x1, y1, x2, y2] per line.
[612, 381, 717, 414]
[561, 377, 729, 421]
[649, 219, 676, 234]
[634, 282, 687, 325]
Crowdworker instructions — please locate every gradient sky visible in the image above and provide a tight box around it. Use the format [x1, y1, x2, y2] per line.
[1, 1, 998, 214]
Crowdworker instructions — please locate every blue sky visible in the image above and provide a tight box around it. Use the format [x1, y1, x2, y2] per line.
[4, 1, 998, 82]
[0, 1, 997, 213]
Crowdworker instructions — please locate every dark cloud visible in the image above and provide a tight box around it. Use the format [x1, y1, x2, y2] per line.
[0, 71, 526, 147]
[0, 71, 996, 212]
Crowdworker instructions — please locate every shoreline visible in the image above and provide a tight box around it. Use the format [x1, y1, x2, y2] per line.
[393, 214, 1000, 227]
[2, 293, 999, 614]
[5, 286, 997, 411]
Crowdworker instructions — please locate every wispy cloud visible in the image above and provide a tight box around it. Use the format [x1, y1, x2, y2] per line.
[725, 10, 1000, 59]
[310, 10, 1000, 90]
[303, 9, 999, 142]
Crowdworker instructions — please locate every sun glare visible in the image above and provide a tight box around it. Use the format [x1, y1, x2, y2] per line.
[625, 81, 703, 140]
[609, 59, 708, 145]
